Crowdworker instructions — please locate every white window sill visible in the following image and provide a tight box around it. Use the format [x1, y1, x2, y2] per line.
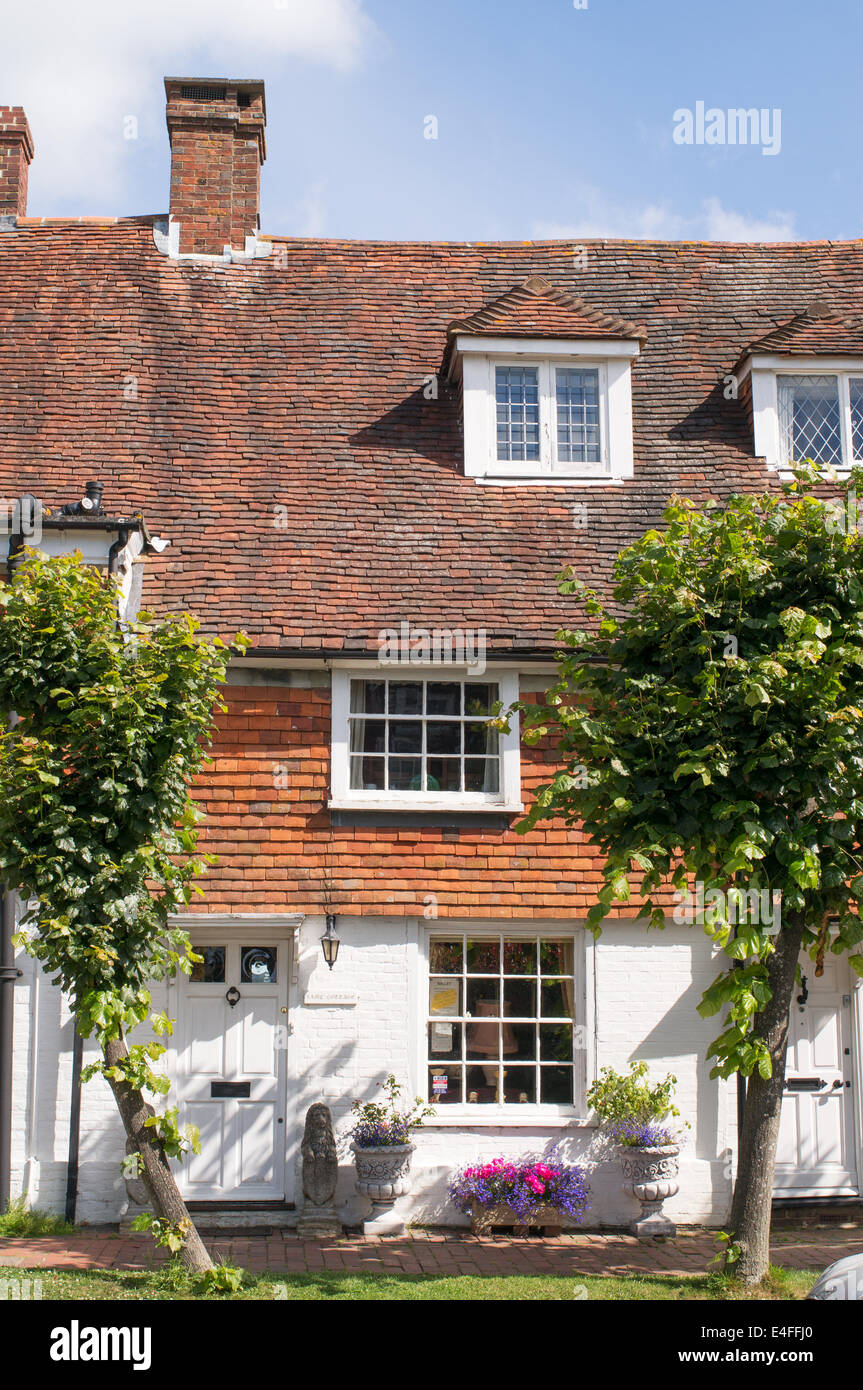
[473, 473, 626, 487]
[769, 463, 855, 480]
[328, 799, 523, 814]
[423, 1111, 592, 1128]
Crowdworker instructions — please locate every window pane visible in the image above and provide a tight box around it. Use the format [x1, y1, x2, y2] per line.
[350, 679, 384, 714]
[349, 755, 384, 790]
[429, 939, 463, 974]
[465, 683, 496, 714]
[503, 940, 537, 975]
[466, 981, 500, 1024]
[504, 977, 536, 1017]
[540, 1023, 573, 1062]
[466, 939, 500, 974]
[427, 757, 462, 791]
[429, 1066, 463, 1104]
[503, 1066, 536, 1103]
[509, 1022, 537, 1061]
[349, 720, 385, 754]
[466, 1066, 501, 1103]
[426, 683, 461, 716]
[427, 721, 461, 755]
[540, 940, 574, 976]
[851, 378, 863, 460]
[541, 1066, 573, 1104]
[388, 682, 423, 715]
[496, 365, 540, 461]
[466, 1011, 500, 1061]
[541, 979, 574, 1017]
[389, 757, 422, 789]
[428, 1021, 462, 1059]
[778, 375, 842, 465]
[388, 721, 422, 754]
[190, 946, 225, 983]
[429, 977, 461, 1014]
[465, 721, 497, 755]
[241, 947, 277, 983]
[556, 367, 601, 465]
[465, 759, 499, 793]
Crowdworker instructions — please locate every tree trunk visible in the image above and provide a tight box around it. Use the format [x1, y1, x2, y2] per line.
[103, 1035, 213, 1273]
[727, 910, 806, 1283]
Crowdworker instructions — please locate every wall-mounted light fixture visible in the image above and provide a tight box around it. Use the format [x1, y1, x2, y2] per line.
[320, 914, 340, 971]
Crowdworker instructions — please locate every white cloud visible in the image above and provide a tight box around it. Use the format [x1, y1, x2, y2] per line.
[296, 180, 328, 236]
[533, 189, 796, 242]
[0, 0, 375, 202]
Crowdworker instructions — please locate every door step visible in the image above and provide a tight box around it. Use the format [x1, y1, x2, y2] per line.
[185, 1202, 298, 1232]
[772, 1197, 863, 1228]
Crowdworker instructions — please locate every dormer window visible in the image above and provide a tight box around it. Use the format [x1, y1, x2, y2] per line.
[444, 278, 645, 486]
[738, 305, 863, 475]
[494, 362, 604, 470]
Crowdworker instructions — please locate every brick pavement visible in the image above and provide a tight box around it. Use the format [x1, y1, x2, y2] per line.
[0, 1225, 859, 1279]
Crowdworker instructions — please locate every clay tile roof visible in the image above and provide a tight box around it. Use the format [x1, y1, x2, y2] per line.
[443, 276, 646, 375]
[739, 301, 863, 362]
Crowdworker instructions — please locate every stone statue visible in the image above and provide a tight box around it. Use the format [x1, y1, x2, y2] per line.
[297, 1103, 342, 1237]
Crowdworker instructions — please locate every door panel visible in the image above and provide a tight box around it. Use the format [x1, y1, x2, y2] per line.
[169, 937, 288, 1201]
[774, 954, 857, 1196]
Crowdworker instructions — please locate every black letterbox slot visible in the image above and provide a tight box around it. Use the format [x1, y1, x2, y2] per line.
[210, 1081, 251, 1098]
[785, 1078, 825, 1092]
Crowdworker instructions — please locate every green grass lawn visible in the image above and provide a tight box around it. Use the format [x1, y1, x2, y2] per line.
[2, 1264, 816, 1301]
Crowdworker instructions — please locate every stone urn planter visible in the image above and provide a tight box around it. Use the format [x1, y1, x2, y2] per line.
[619, 1144, 680, 1237]
[351, 1141, 415, 1235]
[469, 1202, 563, 1237]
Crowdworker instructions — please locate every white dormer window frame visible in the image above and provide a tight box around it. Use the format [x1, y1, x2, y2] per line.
[458, 335, 639, 486]
[744, 355, 863, 476]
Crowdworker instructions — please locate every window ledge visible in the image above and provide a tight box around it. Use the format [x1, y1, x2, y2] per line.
[473, 474, 626, 488]
[328, 799, 523, 814]
[423, 1112, 592, 1129]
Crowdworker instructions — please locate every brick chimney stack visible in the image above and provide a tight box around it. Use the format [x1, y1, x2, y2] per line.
[0, 108, 34, 219]
[164, 78, 266, 256]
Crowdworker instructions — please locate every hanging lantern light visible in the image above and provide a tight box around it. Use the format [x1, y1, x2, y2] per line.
[320, 913, 340, 970]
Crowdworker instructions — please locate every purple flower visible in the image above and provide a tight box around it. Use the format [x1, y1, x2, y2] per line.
[611, 1120, 676, 1148]
[448, 1155, 590, 1221]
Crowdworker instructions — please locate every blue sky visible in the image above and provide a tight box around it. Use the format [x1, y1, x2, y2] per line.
[3, 0, 860, 241]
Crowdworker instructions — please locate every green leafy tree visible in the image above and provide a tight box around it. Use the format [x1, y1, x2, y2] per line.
[0, 551, 246, 1272]
[519, 471, 863, 1283]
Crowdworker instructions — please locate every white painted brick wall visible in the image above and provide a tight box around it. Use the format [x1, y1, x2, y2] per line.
[9, 919, 736, 1228]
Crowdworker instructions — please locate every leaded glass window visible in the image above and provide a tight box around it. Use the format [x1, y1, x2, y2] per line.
[850, 377, 863, 461]
[556, 367, 601, 464]
[496, 366, 540, 461]
[778, 375, 842, 466]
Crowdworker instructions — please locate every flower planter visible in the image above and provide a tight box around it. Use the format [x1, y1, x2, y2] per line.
[618, 1144, 680, 1237]
[351, 1141, 415, 1235]
[469, 1202, 564, 1238]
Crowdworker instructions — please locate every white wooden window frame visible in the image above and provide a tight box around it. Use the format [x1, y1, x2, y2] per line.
[459, 335, 638, 486]
[415, 923, 594, 1126]
[329, 665, 522, 812]
[743, 355, 863, 475]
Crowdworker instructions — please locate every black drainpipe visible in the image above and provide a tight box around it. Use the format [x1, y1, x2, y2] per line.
[64, 1021, 84, 1224]
[0, 887, 22, 1214]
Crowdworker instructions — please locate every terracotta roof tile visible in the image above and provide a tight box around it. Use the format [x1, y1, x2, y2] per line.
[2, 226, 863, 652]
[739, 300, 863, 360]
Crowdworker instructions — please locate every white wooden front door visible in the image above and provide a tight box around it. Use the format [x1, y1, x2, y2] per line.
[170, 937, 288, 1202]
[774, 954, 858, 1196]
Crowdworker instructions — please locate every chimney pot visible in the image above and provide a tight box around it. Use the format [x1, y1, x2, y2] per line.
[0, 107, 35, 219]
[164, 77, 266, 255]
